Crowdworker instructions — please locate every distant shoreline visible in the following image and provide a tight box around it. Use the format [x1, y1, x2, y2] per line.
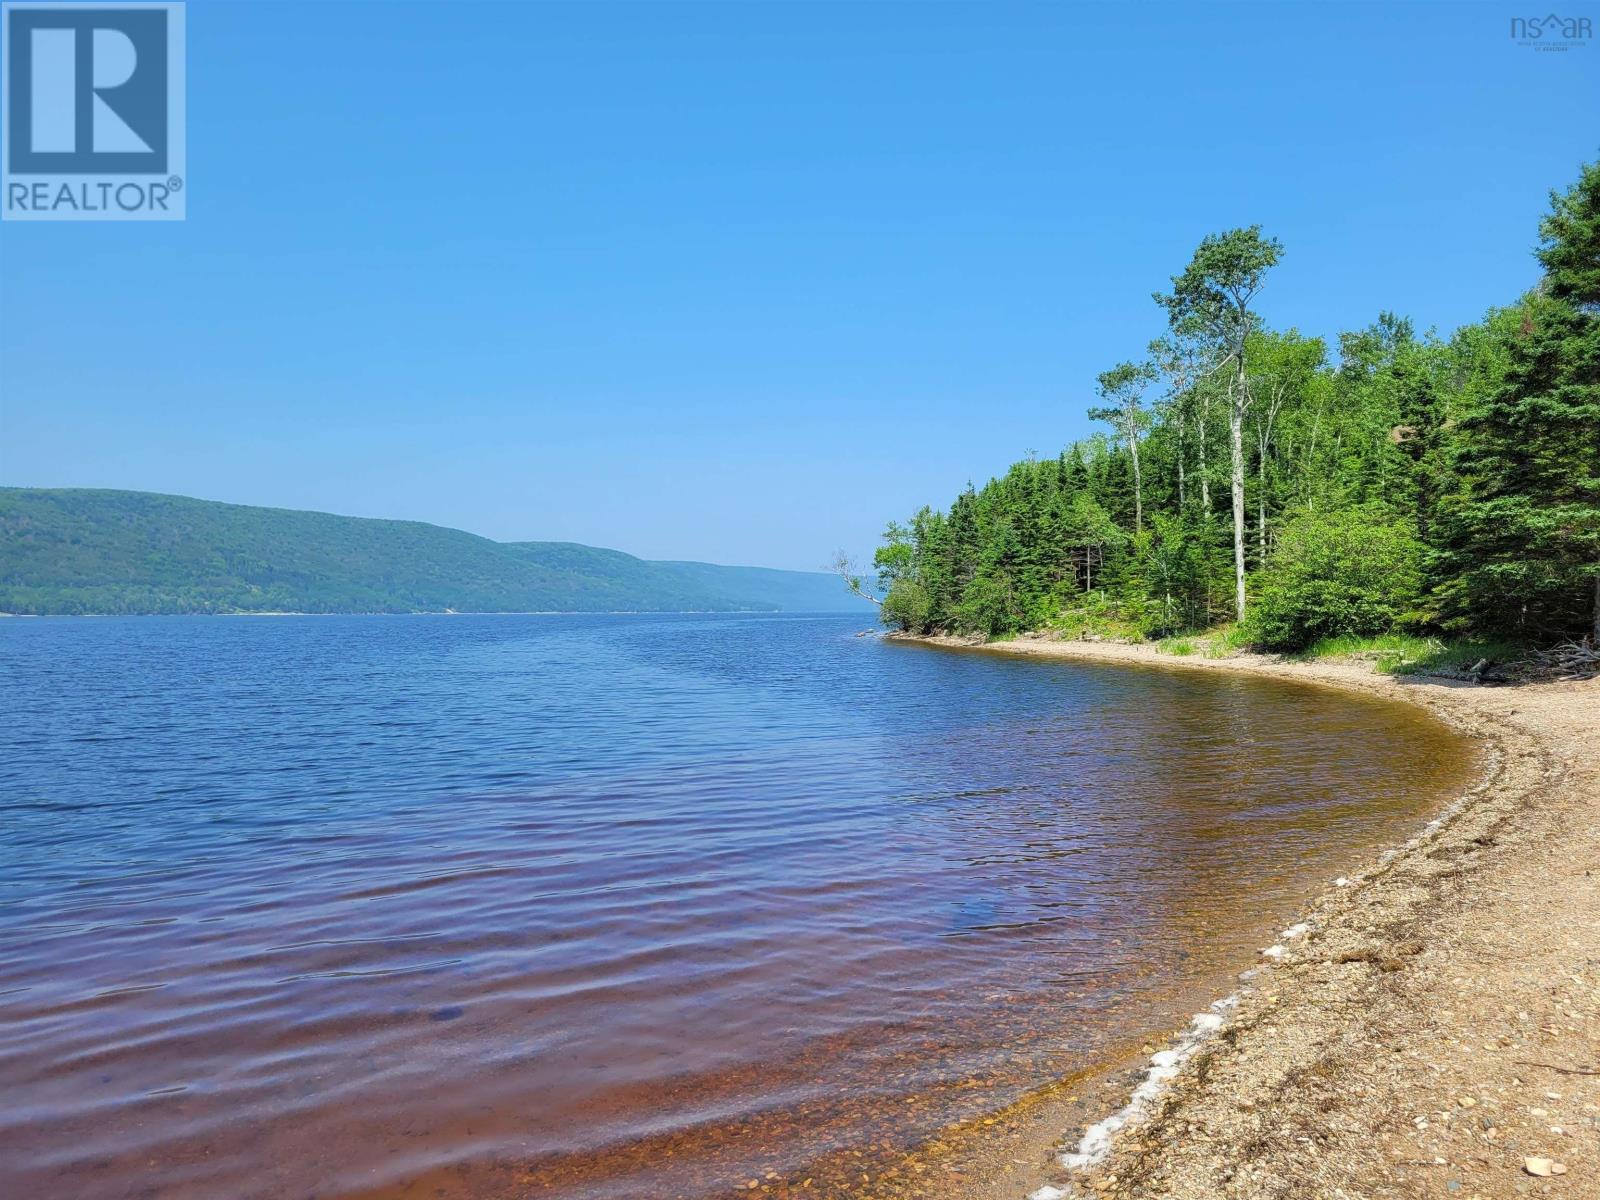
[871, 632, 1597, 1200]
[0, 487, 869, 618]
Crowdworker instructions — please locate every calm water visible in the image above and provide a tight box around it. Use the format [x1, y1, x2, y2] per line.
[0, 614, 1474, 1200]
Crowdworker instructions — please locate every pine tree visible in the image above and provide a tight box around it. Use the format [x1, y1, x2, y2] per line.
[1443, 161, 1600, 640]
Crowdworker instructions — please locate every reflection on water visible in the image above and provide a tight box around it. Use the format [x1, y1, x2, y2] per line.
[0, 614, 1475, 1199]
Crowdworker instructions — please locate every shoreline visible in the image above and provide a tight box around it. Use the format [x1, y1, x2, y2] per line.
[871, 632, 1597, 1200]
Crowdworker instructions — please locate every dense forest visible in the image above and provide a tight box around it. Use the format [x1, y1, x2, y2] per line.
[0, 489, 865, 615]
[865, 160, 1600, 652]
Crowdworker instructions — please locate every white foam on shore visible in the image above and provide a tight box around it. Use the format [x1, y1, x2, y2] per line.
[1023, 726, 1507, 1198]
[1044, 919, 1321, 1184]
[1053, 996, 1237, 1174]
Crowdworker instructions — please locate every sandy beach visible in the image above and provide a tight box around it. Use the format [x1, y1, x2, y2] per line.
[869, 633, 1599, 1200]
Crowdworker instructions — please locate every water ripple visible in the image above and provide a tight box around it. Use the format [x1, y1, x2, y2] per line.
[0, 613, 1476, 1200]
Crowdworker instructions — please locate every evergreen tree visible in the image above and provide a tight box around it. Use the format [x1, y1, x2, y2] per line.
[1442, 162, 1600, 640]
[866, 157, 1598, 652]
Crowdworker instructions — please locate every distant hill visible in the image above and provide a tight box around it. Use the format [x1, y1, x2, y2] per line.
[0, 489, 867, 616]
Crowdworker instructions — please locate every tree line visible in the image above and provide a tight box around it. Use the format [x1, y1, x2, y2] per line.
[865, 159, 1600, 650]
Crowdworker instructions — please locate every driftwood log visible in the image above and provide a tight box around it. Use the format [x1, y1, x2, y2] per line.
[1512, 637, 1600, 681]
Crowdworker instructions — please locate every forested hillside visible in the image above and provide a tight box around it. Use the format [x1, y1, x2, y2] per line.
[868, 159, 1600, 651]
[0, 490, 863, 615]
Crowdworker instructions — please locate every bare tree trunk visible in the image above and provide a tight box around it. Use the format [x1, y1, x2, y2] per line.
[1593, 568, 1599, 645]
[1198, 394, 1211, 514]
[1252, 383, 1287, 569]
[1258, 493, 1267, 564]
[1304, 402, 1324, 512]
[1129, 434, 1143, 534]
[829, 552, 882, 607]
[1257, 431, 1268, 567]
[1230, 368, 1248, 622]
[1176, 421, 1187, 511]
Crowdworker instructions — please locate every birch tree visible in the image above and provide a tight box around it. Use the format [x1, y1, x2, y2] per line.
[1247, 330, 1324, 564]
[1088, 361, 1156, 534]
[1155, 227, 1283, 620]
[1149, 332, 1219, 514]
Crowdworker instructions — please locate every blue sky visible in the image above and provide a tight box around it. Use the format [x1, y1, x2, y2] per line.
[1, 2, 1595, 571]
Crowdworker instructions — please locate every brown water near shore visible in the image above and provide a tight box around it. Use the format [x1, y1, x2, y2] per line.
[0, 616, 1479, 1200]
[896, 636, 1597, 1200]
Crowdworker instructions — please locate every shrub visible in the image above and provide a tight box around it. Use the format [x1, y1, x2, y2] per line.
[880, 578, 932, 633]
[953, 571, 1022, 638]
[1246, 508, 1424, 652]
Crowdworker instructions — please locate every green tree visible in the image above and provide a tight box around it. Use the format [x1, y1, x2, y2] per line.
[872, 520, 915, 593]
[1061, 491, 1123, 595]
[1088, 360, 1157, 533]
[1247, 508, 1424, 651]
[881, 577, 932, 632]
[1124, 514, 1220, 636]
[1149, 332, 1218, 515]
[864, 157, 1597, 651]
[1442, 161, 1600, 641]
[1156, 227, 1284, 620]
[1246, 329, 1324, 563]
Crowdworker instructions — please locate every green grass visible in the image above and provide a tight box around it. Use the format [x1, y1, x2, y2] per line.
[1046, 604, 1146, 643]
[1302, 632, 1435, 672]
[1032, 610, 1528, 676]
[1037, 606, 1529, 676]
[1201, 624, 1253, 658]
[1151, 625, 1250, 658]
[1029, 595, 1537, 680]
[1301, 633, 1523, 675]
